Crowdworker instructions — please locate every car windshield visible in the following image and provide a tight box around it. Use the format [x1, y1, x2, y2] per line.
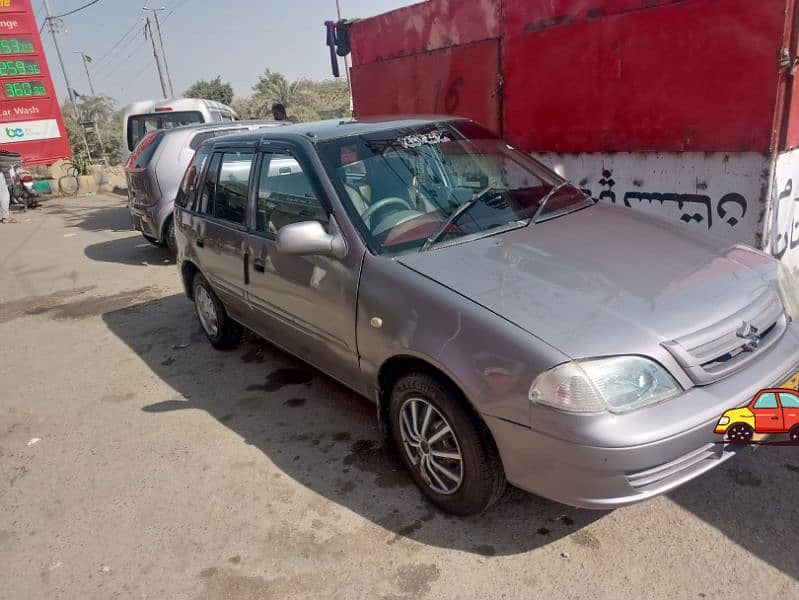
[317, 121, 590, 255]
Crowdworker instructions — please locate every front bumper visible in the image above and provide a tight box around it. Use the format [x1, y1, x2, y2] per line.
[484, 322, 799, 509]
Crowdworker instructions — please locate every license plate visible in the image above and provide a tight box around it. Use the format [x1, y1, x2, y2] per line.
[779, 369, 799, 390]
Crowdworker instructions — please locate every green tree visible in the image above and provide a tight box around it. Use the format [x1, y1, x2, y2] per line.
[184, 75, 234, 105]
[250, 69, 350, 121]
[61, 94, 122, 165]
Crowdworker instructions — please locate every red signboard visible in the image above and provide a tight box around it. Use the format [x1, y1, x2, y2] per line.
[0, 0, 70, 165]
[350, 0, 785, 154]
[351, 39, 501, 135]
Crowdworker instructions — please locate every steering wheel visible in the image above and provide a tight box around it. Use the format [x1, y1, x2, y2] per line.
[360, 196, 413, 226]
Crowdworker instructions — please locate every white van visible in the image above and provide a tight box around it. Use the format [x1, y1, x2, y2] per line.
[121, 98, 238, 163]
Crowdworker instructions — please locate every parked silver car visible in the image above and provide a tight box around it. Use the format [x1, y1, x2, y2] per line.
[126, 120, 283, 251]
[173, 117, 799, 515]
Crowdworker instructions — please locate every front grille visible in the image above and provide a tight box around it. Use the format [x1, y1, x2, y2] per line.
[662, 289, 786, 385]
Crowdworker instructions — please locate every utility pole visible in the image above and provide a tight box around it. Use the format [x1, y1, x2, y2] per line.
[73, 52, 95, 96]
[42, 0, 92, 159]
[144, 6, 174, 98]
[144, 15, 168, 99]
[335, 0, 353, 114]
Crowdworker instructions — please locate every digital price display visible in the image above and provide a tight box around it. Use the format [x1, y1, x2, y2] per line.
[0, 36, 34, 54]
[3, 79, 46, 98]
[0, 58, 39, 76]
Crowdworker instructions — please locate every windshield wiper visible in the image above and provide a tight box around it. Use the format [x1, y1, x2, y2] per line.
[420, 183, 499, 252]
[529, 181, 569, 224]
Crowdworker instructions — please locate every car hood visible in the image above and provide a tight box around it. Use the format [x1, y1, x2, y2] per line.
[723, 407, 754, 420]
[396, 204, 779, 360]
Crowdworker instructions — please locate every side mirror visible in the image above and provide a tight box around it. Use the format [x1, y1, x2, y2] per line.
[276, 220, 347, 259]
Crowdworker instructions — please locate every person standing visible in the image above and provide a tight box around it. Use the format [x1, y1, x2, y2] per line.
[0, 164, 15, 224]
[271, 103, 299, 123]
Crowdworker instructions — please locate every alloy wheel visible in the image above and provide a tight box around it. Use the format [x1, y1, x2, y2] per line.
[399, 397, 464, 495]
[196, 286, 219, 337]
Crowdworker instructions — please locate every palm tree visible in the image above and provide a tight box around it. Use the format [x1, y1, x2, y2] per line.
[251, 69, 309, 117]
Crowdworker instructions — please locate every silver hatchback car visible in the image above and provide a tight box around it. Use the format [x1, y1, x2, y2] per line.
[173, 117, 799, 515]
[126, 120, 283, 252]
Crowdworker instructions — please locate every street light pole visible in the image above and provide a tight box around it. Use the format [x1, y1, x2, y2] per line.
[42, 0, 92, 159]
[144, 15, 168, 99]
[144, 6, 174, 98]
[73, 52, 95, 96]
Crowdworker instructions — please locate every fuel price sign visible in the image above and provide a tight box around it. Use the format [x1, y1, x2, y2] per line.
[3, 79, 45, 98]
[0, 58, 39, 76]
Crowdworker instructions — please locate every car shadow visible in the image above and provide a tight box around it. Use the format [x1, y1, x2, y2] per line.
[668, 443, 799, 579]
[48, 202, 133, 233]
[85, 235, 175, 266]
[102, 293, 605, 556]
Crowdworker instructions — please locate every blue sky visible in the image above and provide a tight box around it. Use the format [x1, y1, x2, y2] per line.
[36, 0, 417, 108]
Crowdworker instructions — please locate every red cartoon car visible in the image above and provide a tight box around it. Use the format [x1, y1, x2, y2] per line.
[715, 388, 799, 443]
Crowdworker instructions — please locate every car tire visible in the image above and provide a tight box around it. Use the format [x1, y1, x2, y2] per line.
[164, 218, 177, 255]
[389, 372, 506, 516]
[789, 425, 799, 443]
[192, 272, 241, 350]
[727, 422, 755, 444]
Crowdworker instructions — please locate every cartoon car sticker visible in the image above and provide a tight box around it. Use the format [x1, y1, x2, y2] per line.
[715, 388, 799, 443]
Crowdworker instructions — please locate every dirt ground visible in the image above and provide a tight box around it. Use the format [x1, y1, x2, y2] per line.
[1, 194, 798, 600]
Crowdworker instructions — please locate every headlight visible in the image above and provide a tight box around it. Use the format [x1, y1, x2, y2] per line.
[777, 261, 799, 321]
[529, 356, 682, 414]
[717, 416, 730, 425]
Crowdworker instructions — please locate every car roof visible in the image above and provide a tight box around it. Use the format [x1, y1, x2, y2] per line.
[154, 119, 284, 138]
[205, 115, 465, 145]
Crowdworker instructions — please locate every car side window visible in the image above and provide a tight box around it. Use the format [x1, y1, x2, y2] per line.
[754, 392, 778, 409]
[197, 153, 222, 215]
[176, 146, 210, 209]
[779, 392, 799, 408]
[212, 151, 253, 225]
[255, 152, 328, 235]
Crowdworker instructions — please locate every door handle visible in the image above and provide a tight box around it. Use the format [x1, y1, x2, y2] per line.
[771, 416, 780, 420]
[196, 238, 205, 248]
[253, 258, 266, 273]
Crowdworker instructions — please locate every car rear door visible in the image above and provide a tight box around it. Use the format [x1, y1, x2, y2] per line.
[126, 131, 165, 209]
[190, 146, 254, 322]
[752, 391, 784, 433]
[242, 145, 362, 390]
[778, 391, 799, 431]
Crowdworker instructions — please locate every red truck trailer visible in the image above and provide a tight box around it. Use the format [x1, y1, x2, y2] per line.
[0, 0, 70, 165]
[348, 0, 799, 272]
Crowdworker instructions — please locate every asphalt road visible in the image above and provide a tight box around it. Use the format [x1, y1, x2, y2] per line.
[1, 194, 798, 600]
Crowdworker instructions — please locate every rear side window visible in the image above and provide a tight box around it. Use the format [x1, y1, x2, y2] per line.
[127, 110, 204, 151]
[189, 131, 215, 150]
[176, 146, 211, 209]
[779, 392, 799, 408]
[213, 151, 253, 225]
[197, 153, 222, 215]
[126, 131, 165, 169]
[189, 128, 248, 150]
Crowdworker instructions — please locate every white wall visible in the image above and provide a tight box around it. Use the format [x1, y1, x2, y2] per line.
[532, 152, 768, 248]
[772, 148, 799, 272]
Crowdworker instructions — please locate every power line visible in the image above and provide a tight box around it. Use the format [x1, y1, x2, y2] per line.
[162, 0, 191, 23]
[93, 16, 144, 67]
[49, 0, 104, 19]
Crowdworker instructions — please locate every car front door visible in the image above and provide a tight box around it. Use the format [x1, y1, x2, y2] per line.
[752, 391, 784, 433]
[242, 147, 362, 389]
[191, 147, 254, 322]
[778, 391, 799, 431]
